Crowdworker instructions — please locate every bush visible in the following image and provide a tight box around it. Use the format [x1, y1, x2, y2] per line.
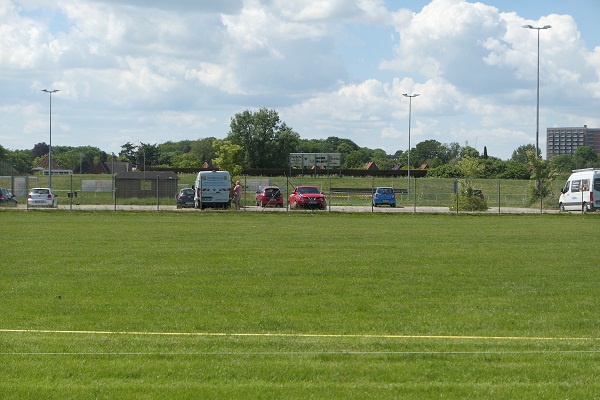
[449, 184, 488, 211]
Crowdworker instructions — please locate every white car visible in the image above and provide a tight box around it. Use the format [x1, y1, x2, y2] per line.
[27, 187, 58, 208]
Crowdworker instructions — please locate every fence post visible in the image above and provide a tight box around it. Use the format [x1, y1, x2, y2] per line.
[454, 180, 459, 214]
[413, 177, 417, 213]
[497, 179, 500, 214]
[329, 175, 332, 211]
[156, 175, 160, 211]
[371, 177, 374, 213]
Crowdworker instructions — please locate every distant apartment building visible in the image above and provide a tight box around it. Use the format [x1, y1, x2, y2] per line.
[546, 125, 600, 160]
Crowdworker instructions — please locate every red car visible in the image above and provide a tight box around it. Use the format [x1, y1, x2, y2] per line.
[255, 186, 284, 207]
[289, 186, 327, 210]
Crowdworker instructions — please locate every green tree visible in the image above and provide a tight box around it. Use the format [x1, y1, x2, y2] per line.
[450, 156, 487, 211]
[213, 140, 243, 176]
[119, 142, 137, 165]
[511, 144, 536, 163]
[191, 137, 218, 166]
[411, 139, 444, 168]
[527, 150, 555, 205]
[157, 140, 193, 166]
[31, 142, 49, 160]
[460, 145, 480, 159]
[497, 161, 530, 179]
[227, 108, 299, 168]
[137, 143, 160, 168]
[573, 146, 598, 169]
[11, 150, 32, 174]
[171, 153, 202, 168]
[342, 148, 372, 169]
[550, 154, 575, 173]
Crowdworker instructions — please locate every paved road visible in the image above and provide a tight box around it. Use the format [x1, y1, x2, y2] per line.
[9, 203, 559, 214]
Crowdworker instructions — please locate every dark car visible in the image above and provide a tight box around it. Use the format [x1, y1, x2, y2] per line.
[176, 188, 195, 208]
[255, 186, 283, 207]
[473, 189, 484, 200]
[0, 188, 17, 206]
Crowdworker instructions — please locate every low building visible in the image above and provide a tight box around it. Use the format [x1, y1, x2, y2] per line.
[115, 171, 179, 198]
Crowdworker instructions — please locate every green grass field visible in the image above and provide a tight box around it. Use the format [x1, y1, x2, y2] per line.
[1, 210, 599, 398]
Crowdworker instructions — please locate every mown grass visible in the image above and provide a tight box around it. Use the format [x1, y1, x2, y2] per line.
[1, 210, 600, 398]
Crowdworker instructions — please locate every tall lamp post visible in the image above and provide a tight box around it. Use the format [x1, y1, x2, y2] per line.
[522, 24, 551, 158]
[41, 89, 59, 189]
[402, 93, 420, 197]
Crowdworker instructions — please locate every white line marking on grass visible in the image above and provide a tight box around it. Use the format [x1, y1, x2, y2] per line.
[2, 351, 600, 356]
[1, 328, 599, 341]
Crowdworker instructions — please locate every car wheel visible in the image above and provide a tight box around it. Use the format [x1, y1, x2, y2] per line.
[582, 203, 588, 214]
[373, 203, 377, 207]
[390, 204, 395, 208]
[559, 203, 565, 212]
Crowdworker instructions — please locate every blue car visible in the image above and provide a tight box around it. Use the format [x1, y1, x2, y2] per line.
[372, 187, 396, 207]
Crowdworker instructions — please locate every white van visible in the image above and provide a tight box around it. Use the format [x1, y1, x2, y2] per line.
[558, 168, 600, 212]
[193, 170, 231, 209]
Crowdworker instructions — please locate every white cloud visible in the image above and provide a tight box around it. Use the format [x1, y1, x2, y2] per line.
[1, 0, 599, 160]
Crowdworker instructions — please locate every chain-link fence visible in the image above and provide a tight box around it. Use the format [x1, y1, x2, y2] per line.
[0, 173, 569, 213]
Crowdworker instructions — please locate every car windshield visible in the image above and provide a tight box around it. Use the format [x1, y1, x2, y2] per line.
[298, 187, 319, 194]
[378, 188, 393, 194]
[181, 189, 194, 195]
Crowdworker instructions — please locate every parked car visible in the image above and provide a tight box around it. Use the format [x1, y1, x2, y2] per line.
[255, 186, 283, 207]
[372, 187, 396, 207]
[289, 186, 327, 209]
[473, 189, 484, 200]
[0, 188, 17, 206]
[176, 188, 195, 208]
[27, 187, 58, 208]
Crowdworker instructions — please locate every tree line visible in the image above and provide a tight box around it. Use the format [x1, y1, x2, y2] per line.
[1, 108, 598, 178]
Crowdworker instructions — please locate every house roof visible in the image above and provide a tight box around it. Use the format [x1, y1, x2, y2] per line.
[34, 154, 64, 170]
[365, 161, 379, 171]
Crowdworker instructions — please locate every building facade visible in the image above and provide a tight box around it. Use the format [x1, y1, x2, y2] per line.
[546, 125, 600, 160]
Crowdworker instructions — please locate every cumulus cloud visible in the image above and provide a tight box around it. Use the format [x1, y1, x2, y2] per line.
[0, 0, 599, 159]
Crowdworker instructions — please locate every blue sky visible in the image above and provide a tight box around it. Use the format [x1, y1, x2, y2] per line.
[1, 0, 599, 160]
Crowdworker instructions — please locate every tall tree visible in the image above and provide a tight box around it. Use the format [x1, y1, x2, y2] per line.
[411, 139, 445, 167]
[550, 154, 575, 173]
[573, 146, 598, 168]
[511, 144, 536, 163]
[527, 149, 555, 204]
[31, 142, 49, 159]
[190, 137, 218, 165]
[214, 140, 243, 177]
[227, 108, 300, 168]
[119, 142, 137, 165]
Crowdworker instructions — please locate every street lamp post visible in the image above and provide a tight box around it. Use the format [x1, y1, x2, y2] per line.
[41, 89, 59, 189]
[522, 24, 551, 158]
[402, 93, 420, 197]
